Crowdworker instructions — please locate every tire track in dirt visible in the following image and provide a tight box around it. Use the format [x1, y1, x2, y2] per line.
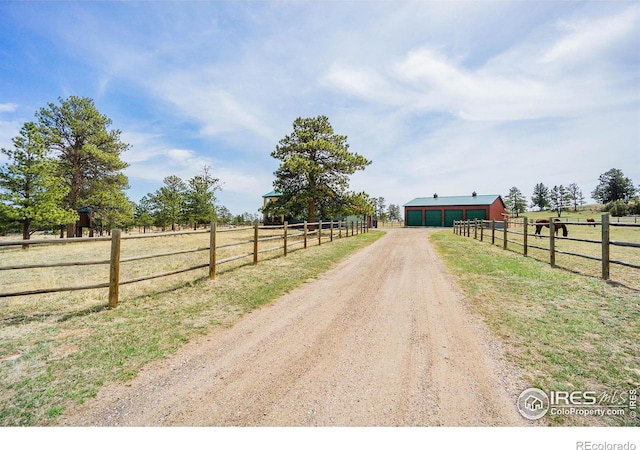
[61, 228, 525, 426]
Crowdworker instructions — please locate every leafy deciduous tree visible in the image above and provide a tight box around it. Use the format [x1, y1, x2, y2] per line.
[592, 168, 636, 204]
[387, 204, 401, 222]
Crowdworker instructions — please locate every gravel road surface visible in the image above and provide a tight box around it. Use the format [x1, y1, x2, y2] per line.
[62, 228, 525, 426]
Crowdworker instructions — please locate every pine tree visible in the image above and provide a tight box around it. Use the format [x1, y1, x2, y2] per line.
[36, 96, 129, 236]
[549, 185, 571, 217]
[566, 183, 584, 212]
[0, 122, 77, 244]
[270, 116, 370, 226]
[530, 183, 550, 210]
[184, 166, 221, 229]
[505, 187, 527, 217]
[151, 175, 186, 231]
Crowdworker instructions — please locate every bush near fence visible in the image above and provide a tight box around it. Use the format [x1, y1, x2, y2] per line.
[0, 220, 369, 308]
[453, 214, 640, 285]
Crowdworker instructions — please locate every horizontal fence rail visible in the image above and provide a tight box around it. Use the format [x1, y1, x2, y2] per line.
[453, 214, 640, 280]
[0, 219, 370, 307]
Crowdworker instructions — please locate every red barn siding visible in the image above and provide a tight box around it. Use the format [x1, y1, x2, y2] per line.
[404, 196, 507, 227]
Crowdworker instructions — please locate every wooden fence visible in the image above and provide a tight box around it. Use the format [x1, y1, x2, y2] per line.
[0, 220, 369, 307]
[453, 214, 640, 280]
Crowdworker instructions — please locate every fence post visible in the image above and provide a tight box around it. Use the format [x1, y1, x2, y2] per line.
[549, 216, 556, 267]
[351, 221, 354, 237]
[480, 220, 484, 241]
[474, 219, 478, 239]
[523, 216, 528, 256]
[283, 221, 288, 257]
[330, 220, 334, 242]
[601, 214, 610, 280]
[108, 229, 121, 308]
[209, 222, 216, 279]
[339, 220, 342, 239]
[253, 222, 259, 265]
[318, 220, 322, 245]
[503, 219, 508, 249]
[304, 221, 308, 248]
[491, 219, 496, 245]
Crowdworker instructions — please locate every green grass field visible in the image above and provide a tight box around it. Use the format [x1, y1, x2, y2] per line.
[0, 228, 383, 426]
[431, 230, 640, 426]
[462, 213, 640, 288]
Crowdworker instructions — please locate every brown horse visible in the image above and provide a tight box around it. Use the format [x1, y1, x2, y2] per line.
[534, 218, 568, 237]
[586, 217, 596, 227]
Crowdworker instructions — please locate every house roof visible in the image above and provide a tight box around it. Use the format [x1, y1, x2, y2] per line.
[262, 190, 282, 198]
[403, 194, 503, 207]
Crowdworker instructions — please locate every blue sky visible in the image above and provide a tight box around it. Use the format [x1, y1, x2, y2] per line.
[1, 1, 638, 216]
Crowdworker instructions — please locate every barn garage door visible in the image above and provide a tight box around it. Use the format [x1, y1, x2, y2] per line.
[406, 210, 423, 226]
[444, 209, 463, 227]
[465, 209, 486, 221]
[425, 210, 442, 227]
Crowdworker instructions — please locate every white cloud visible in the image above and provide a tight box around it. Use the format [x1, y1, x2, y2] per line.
[321, 4, 640, 126]
[4, 1, 638, 214]
[152, 70, 276, 143]
[0, 103, 18, 113]
[541, 6, 640, 65]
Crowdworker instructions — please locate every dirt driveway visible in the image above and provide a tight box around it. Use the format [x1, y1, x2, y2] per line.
[62, 228, 525, 426]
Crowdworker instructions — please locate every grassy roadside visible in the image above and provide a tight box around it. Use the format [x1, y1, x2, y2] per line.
[0, 230, 383, 426]
[431, 231, 639, 426]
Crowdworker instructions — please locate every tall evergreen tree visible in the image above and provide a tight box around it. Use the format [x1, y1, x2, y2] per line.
[530, 183, 550, 210]
[505, 186, 527, 217]
[151, 175, 186, 231]
[0, 122, 77, 244]
[549, 185, 571, 217]
[134, 195, 155, 233]
[566, 183, 584, 212]
[269, 116, 370, 226]
[35, 96, 129, 236]
[184, 166, 221, 229]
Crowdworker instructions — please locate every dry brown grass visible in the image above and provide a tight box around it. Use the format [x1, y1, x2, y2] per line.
[0, 225, 381, 425]
[0, 225, 347, 321]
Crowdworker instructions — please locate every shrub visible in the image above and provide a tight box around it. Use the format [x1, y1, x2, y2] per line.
[603, 200, 629, 217]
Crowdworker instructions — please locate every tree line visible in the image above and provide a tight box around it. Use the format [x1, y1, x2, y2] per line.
[0, 96, 131, 240]
[0, 96, 261, 240]
[1, 102, 383, 240]
[504, 169, 639, 217]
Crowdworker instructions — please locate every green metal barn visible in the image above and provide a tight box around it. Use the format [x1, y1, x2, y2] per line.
[403, 193, 507, 227]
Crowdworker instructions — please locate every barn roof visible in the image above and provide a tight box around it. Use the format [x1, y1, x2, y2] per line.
[403, 194, 503, 207]
[262, 190, 282, 198]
